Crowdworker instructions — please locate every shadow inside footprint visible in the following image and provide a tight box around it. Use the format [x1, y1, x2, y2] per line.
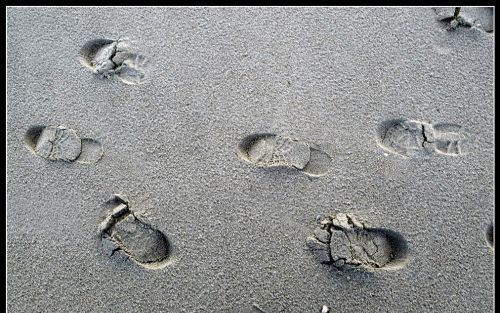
[24, 125, 103, 164]
[78, 38, 116, 71]
[485, 222, 494, 249]
[99, 195, 173, 269]
[24, 125, 46, 150]
[237, 133, 331, 177]
[307, 213, 409, 271]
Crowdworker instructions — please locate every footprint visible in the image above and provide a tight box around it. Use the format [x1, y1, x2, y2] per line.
[432, 123, 468, 155]
[485, 222, 494, 249]
[77, 138, 105, 164]
[99, 194, 172, 269]
[377, 119, 468, 157]
[306, 213, 409, 271]
[24, 125, 103, 164]
[434, 7, 469, 31]
[79, 38, 147, 85]
[237, 133, 331, 177]
[378, 119, 434, 158]
[434, 7, 493, 32]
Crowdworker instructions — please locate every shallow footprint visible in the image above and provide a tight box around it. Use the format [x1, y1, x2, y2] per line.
[377, 119, 468, 157]
[24, 125, 103, 164]
[377, 119, 434, 157]
[307, 213, 409, 271]
[432, 123, 468, 155]
[99, 195, 172, 269]
[77, 138, 105, 164]
[79, 38, 147, 85]
[237, 133, 331, 177]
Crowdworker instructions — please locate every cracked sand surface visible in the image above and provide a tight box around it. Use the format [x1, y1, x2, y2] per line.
[24, 125, 104, 164]
[307, 213, 409, 271]
[33, 126, 82, 162]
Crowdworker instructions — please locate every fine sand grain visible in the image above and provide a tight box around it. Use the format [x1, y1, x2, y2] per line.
[7, 7, 494, 313]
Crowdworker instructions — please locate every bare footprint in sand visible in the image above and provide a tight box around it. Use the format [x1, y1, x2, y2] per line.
[307, 213, 409, 271]
[377, 119, 469, 158]
[237, 133, 332, 177]
[24, 125, 103, 164]
[99, 195, 173, 269]
[79, 38, 147, 85]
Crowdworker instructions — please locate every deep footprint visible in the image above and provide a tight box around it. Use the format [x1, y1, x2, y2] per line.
[306, 213, 409, 271]
[99, 195, 172, 269]
[237, 133, 331, 177]
[377, 119, 468, 157]
[79, 38, 147, 85]
[24, 125, 103, 164]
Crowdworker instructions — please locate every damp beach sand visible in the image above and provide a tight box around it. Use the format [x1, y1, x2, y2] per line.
[7, 7, 494, 313]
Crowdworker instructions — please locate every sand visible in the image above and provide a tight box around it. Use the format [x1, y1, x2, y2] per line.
[7, 7, 494, 313]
